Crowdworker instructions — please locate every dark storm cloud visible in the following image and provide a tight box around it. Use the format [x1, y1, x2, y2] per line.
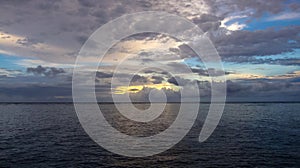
[27, 65, 66, 77]
[212, 26, 300, 58]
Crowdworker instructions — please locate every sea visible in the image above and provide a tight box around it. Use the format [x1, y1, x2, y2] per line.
[0, 103, 299, 167]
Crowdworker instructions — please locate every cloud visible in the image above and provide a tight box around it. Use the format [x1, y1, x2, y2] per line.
[167, 76, 193, 86]
[0, 0, 298, 63]
[143, 70, 156, 74]
[0, 84, 72, 102]
[151, 76, 164, 84]
[0, 0, 300, 102]
[27, 65, 66, 77]
[212, 26, 300, 58]
[175, 44, 198, 58]
[226, 79, 300, 101]
[220, 15, 248, 31]
[224, 56, 300, 66]
[130, 74, 148, 84]
[0, 68, 22, 77]
[129, 87, 181, 102]
[96, 71, 113, 78]
[268, 12, 300, 21]
[191, 68, 232, 76]
[224, 22, 247, 31]
[16, 37, 42, 47]
[209, 0, 292, 17]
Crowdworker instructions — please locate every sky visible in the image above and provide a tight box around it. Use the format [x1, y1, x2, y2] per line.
[0, 0, 300, 102]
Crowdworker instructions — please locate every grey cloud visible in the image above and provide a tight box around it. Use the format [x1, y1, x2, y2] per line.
[289, 2, 300, 11]
[151, 76, 164, 84]
[192, 14, 223, 32]
[207, 68, 232, 76]
[27, 65, 66, 77]
[0, 0, 152, 62]
[141, 58, 154, 63]
[131, 74, 148, 83]
[212, 26, 300, 58]
[0, 84, 72, 102]
[191, 68, 209, 76]
[16, 37, 42, 47]
[129, 87, 181, 102]
[143, 70, 156, 74]
[227, 79, 297, 95]
[167, 76, 193, 86]
[96, 71, 113, 78]
[1, 0, 298, 63]
[208, 0, 292, 18]
[169, 44, 198, 59]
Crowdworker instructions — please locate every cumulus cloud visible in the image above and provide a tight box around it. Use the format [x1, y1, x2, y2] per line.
[27, 65, 66, 77]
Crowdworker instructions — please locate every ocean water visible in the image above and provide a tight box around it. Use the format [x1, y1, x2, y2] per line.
[0, 103, 299, 167]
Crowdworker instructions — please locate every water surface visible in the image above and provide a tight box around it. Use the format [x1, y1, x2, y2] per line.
[0, 103, 299, 167]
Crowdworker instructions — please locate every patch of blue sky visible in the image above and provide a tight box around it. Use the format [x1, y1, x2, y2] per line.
[0, 53, 26, 71]
[184, 48, 300, 77]
[231, 11, 300, 31]
[224, 62, 299, 76]
[183, 57, 204, 68]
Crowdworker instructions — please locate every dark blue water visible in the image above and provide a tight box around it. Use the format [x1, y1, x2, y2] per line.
[0, 103, 299, 167]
